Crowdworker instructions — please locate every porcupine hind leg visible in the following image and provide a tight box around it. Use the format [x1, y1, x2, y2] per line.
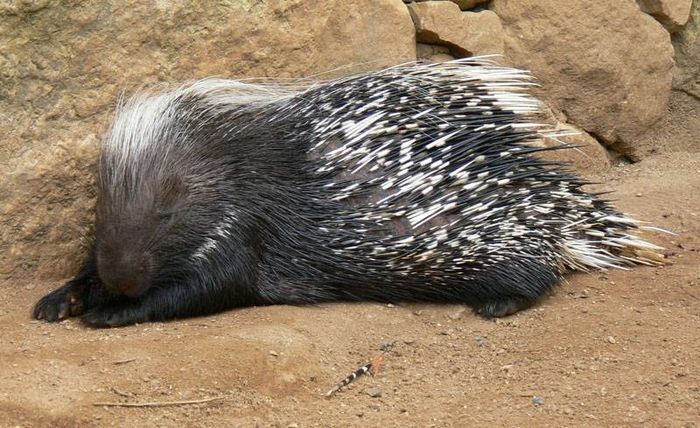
[470, 258, 561, 318]
[33, 250, 114, 322]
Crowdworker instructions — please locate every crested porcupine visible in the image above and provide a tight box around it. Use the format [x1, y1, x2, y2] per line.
[33, 58, 663, 328]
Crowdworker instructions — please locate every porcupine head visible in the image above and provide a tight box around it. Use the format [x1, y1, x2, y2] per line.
[93, 81, 291, 303]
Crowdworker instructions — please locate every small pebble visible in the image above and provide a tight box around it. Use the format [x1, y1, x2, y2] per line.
[532, 396, 545, 406]
[476, 336, 489, 347]
[364, 387, 383, 398]
[269, 350, 279, 356]
[607, 336, 616, 344]
[447, 307, 466, 320]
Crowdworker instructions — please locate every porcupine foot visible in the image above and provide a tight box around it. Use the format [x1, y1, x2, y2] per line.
[33, 281, 87, 322]
[33, 253, 112, 322]
[470, 259, 558, 318]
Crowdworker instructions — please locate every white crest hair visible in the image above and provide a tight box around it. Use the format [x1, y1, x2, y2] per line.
[100, 78, 306, 201]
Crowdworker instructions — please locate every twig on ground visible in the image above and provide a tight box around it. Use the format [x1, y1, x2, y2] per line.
[112, 358, 136, 365]
[93, 395, 228, 408]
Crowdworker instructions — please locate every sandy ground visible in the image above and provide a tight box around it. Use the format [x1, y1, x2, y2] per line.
[1, 152, 699, 427]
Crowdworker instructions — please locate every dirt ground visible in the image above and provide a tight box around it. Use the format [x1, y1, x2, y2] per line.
[1, 152, 699, 427]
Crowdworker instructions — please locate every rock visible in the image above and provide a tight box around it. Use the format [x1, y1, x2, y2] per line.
[364, 387, 383, 398]
[637, 0, 693, 32]
[417, 43, 452, 59]
[447, 307, 466, 320]
[672, 0, 700, 97]
[416, 43, 457, 63]
[491, 0, 674, 160]
[0, 0, 51, 14]
[627, 1, 699, 157]
[631, 91, 700, 158]
[533, 122, 611, 178]
[408, 1, 504, 56]
[0, 0, 416, 282]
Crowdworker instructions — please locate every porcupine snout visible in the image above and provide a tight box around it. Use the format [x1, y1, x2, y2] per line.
[96, 248, 155, 298]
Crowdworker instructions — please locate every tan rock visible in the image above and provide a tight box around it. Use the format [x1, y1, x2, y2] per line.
[623, 1, 699, 158]
[672, 0, 700, 97]
[408, 1, 504, 56]
[416, 43, 456, 62]
[536, 123, 612, 178]
[0, 0, 416, 281]
[416, 43, 452, 59]
[632, 91, 700, 158]
[491, 0, 674, 158]
[637, 0, 693, 32]
[632, 1, 699, 158]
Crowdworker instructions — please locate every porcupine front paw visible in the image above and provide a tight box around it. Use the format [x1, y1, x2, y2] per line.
[81, 305, 149, 328]
[33, 283, 86, 322]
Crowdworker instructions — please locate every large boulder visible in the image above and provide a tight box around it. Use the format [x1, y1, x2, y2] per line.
[408, 1, 504, 55]
[0, 0, 416, 282]
[637, 0, 693, 32]
[672, 0, 700, 97]
[633, 0, 700, 157]
[490, 0, 675, 159]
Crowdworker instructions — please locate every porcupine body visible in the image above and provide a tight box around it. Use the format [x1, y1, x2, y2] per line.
[33, 58, 662, 327]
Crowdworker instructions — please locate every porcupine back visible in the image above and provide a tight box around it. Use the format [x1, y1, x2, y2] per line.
[237, 57, 663, 308]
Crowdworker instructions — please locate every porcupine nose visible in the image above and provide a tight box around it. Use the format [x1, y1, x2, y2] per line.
[97, 251, 154, 298]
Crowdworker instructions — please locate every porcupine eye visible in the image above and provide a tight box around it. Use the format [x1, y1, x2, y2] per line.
[157, 210, 177, 225]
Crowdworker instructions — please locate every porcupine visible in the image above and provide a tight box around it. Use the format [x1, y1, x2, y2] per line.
[33, 58, 663, 328]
